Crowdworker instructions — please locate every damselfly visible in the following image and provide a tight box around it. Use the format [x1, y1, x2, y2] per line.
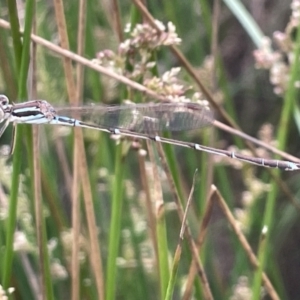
[0, 94, 299, 171]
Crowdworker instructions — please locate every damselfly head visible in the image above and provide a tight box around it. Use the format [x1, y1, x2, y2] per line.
[0, 95, 9, 107]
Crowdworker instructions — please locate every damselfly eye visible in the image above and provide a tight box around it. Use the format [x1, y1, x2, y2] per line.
[0, 95, 9, 106]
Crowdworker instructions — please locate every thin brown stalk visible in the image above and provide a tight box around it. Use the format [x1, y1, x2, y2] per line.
[179, 170, 197, 239]
[33, 124, 44, 300]
[76, 0, 87, 97]
[31, 16, 46, 300]
[111, 0, 124, 41]
[71, 0, 87, 299]
[213, 185, 280, 300]
[203, 0, 220, 202]
[100, 0, 123, 41]
[51, 2, 81, 299]
[71, 135, 80, 300]
[52, 0, 75, 98]
[146, 141, 165, 214]
[195, 188, 216, 248]
[78, 135, 105, 299]
[137, 148, 159, 271]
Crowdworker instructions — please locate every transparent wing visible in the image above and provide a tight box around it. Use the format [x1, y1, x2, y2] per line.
[55, 102, 214, 133]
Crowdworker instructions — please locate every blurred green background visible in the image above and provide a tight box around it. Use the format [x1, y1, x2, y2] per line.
[0, 0, 300, 299]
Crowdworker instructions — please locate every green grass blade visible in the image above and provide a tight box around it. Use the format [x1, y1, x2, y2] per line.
[106, 143, 125, 300]
[2, 0, 33, 288]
